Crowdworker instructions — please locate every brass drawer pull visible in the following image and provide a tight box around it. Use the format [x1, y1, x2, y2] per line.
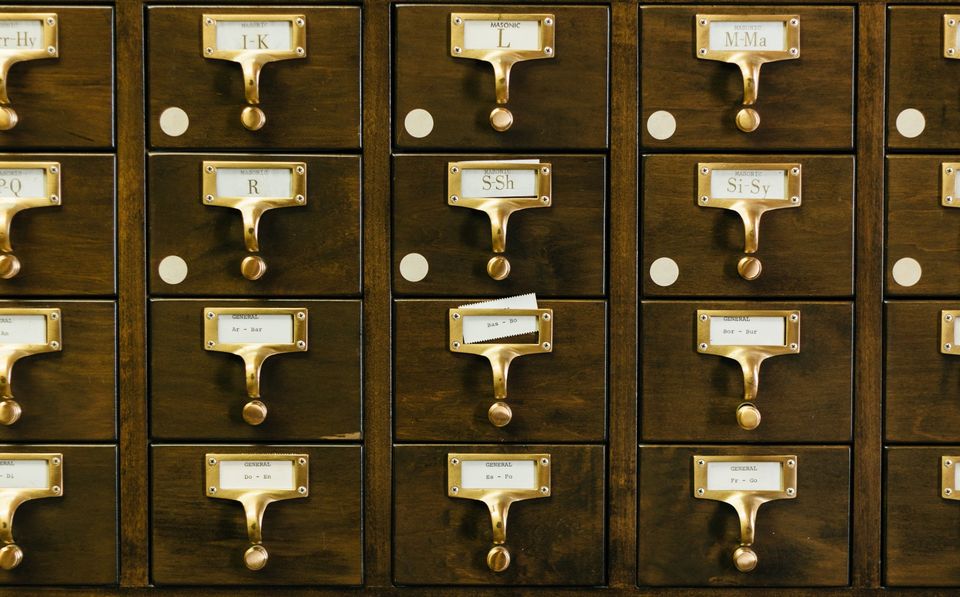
[0, 308, 61, 426]
[0, 453, 63, 570]
[0, 14, 58, 131]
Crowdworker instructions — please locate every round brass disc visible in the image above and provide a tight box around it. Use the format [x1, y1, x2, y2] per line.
[486, 256, 511, 281]
[241, 106, 267, 131]
[735, 108, 760, 133]
[486, 545, 511, 572]
[0, 399, 21, 426]
[489, 107, 514, 132]
[733, 545, 758, 572]
[0, 544, 23, 570]
[487, 402, 513, 428]
[243, 400, 268, 426]
[243, 544, 269, 571]
[0, 107, 19, 132]
[241, 256, 267, 281]
[736, 403, 761, 430]
[0, 254, 22, 279]
[737, 256, 762, 281]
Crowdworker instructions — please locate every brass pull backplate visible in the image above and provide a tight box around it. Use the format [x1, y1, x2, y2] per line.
[0, 452, 63, 570]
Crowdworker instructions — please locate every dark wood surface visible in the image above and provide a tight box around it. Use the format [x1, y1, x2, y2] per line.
[394, 300, 606, 442]
[151, 444, 362, 586]
[392, 154, 606, 297]
[642, 155, 854, 297]
[638, 445, 850, 587]
[147, 6, 361, 150]
[641, 6, 854, 150]
[0, 444, 117, 585]
[394, 5, 609, 150]
[641, 301, 853, 442]
[148, 154, 361, 296]
[393, 444, 605, 586]
[150, 300, 361, 441]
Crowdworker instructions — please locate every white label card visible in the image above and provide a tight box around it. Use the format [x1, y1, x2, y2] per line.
[460, 460, 537, 490]
[219, 460, 295, 491]
[460, 161, 539, 198]
[0, 459, 48, 489]
[710, 169, 786, 200]
[0, 168, 45, 199]
[0, 315, 45, 344]
[954, 319, 960, 348]
[216, 168, 293, 199]
[710, 316, 785, 346]
[0, 20, 42, 51]
[216, 21, 292, 52]
[463, 20, 541, 51]
[218, 314, 293, 344]
[709, 21, 786, 52]
[955, 462, 960, 490]
[461, 293, 539, 344]
[707, 461, 782, 491]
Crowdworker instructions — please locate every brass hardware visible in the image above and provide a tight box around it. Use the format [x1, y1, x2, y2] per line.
[449, 307, 553, 427]
[697, 310, 800, 429]
[693, 455, 797, 573]
[737, 256, 762, 281]
[0, 15, 58, 131]
[203, 307, 308, 425]
[201, 161, 307, 278]
[0, 162, 62, 278]
[941, 311, 960, 356]
[205, 453, 308, 570]
[945, 16, 960, 58]
[696, 15, 800, 132]
[450, 13, 555, 131]
[0, 453, 63, 569]
[448, 453, 551, 572]
[941, 163, 960, 208]
[202, 14, 306, 130]
[942, 456, 960, 502]
[0, 308, 61, 426]
[486, 256, 511, 281]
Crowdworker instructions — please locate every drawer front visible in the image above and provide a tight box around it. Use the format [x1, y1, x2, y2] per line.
[394, 5, 608, 150]
[642, 155, 853, 297]
[393, 444, 605, 585]
[148, 154, 360, 296]
[394, 299, 606, 442]
[151, 444, 362, 585]
[0, 7, 113, 149]
[641, 301, 852, 442]
[638, 445, 850, 586]
[0, 445, 117, 585]
[393, 155, 606, 297]
[150, 300, 361, 441]
[147, 6, 361, 150]
[641, 6, 854, 150]
[0, 301, 115, 441]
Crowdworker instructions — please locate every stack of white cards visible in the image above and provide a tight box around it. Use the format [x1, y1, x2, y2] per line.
[460, 293, 539, 344]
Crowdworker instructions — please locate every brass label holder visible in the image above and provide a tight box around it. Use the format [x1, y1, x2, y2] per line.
[944, 15, 960, 58]
[0, 14, 57, 131]
[0, 308, 61, 426]
[449, 307, 553, 427]
[202, 14, 306, 131]
[941, 163, 960, 209]
[940, 311, 960, 356]
[941, 456, 960, 502]
[695, 15, 800, 133]
[697, 163, 801, 281]
[447, 161, 552, 280]
[201, 161, 307, 281]
[205, 453, 308, 571]
[450, 13, 555, 132]
[696, 310, 800, 430]
[0, 453, 62, 570]
[448, 453, 551, 573]
[203, 307, 308, 426]
[693, 455, 796, 573]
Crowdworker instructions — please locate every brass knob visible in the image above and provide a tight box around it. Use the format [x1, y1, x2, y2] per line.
[737, 256, 762, 281]
[486, 256, 511, 281]
[733, 545, 758, 572]
[241, 256, 267, 281]
[0, 544, 23, 570]
[0, 399, 21, 426]
[736, 403, 761, 431]
[486, 545, 511, 572]
[489, 107, 514, 132]
[0, 107, 19, 131]
[488, 402, 513, 428]
[243, 544, 268, 571]
[0, 254, 21, 279]
[735, 108, 760, 133]
[242, 400, 268, 426]
[241, 106, 266, 131]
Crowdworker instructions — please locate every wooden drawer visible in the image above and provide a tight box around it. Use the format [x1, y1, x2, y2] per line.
[147, 6, 360, 150]
[393, 444, 604, 586]
[642, 155, 853, 297]
[393, 154, 606, 297]
[148, 153, 360, 296]
[641, 6, 854, 150]
[0, 445, 116, 585]
[151, 444, 362, 585]
[638, 445, 850, 587]
[394, 299, 606, 442]
[150, 299, 361, 441]
[641, 301, 852, 442]
[394, 5, 608, 150]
